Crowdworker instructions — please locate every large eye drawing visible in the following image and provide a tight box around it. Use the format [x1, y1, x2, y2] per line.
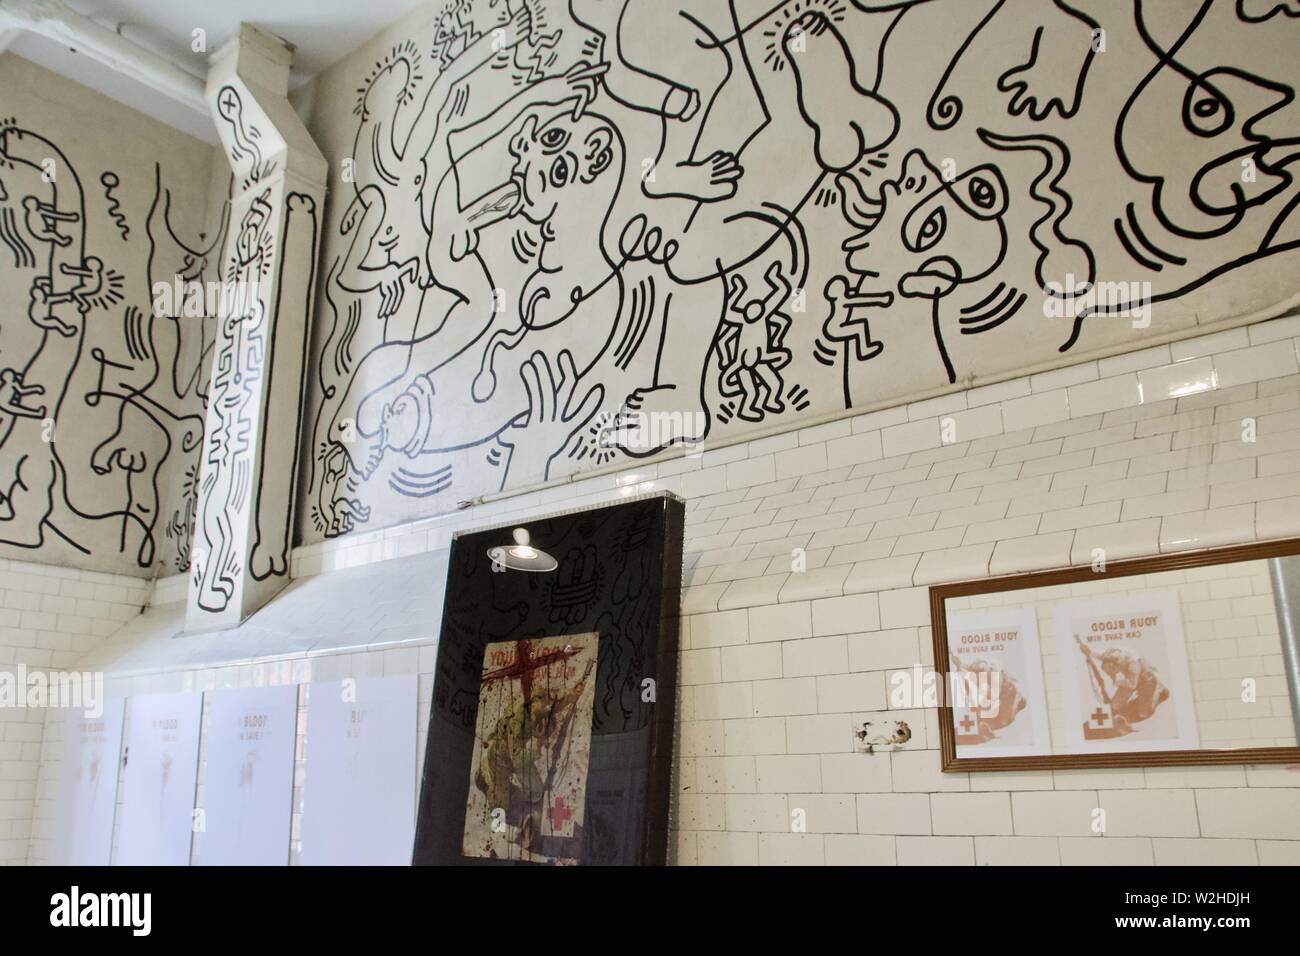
[915, 206, 946, 252]
[588, 147, 612, 178]
[967, 176, 996, 211]
[549, 157, 570, 189]
[1184, 76, 1233, 137]
[540, 127, 567, 150]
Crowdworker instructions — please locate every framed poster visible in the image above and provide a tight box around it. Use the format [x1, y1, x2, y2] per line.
[1053, 592, 1199, 754]
[299, 675, 417, 865]
[946, 607, 1051, 759]
[116, 692, 203, 866]
[50, 699, 125, 865]
[198, 684, 299, 866]
[462, 633, 599, 863]
[414, 494, 684, 866]
[930, 539, 1300, 771]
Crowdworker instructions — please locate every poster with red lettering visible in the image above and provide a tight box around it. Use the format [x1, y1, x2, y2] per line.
[1054, 592, 1199, 753]
[947, 607, 1052, 759]
[462, 633, 598, 864]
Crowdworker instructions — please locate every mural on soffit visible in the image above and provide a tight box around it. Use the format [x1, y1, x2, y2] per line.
[303, 0, 1300, 541]
[0, 118, 222, 573]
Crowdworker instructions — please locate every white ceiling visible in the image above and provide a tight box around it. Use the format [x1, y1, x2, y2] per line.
[3, 0, 429, 143]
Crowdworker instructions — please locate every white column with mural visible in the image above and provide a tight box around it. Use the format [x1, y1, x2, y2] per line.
[187, 25, 326, 629]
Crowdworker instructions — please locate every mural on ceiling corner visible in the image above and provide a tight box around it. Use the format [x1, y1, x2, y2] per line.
[0, 118, 221, 573]
[303, 0, 1300, 540]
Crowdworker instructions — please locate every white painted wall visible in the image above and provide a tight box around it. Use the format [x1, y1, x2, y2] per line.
[0, 53, 225, 577]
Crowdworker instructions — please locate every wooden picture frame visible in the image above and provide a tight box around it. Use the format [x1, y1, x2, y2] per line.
[929, 537, 1300, 772]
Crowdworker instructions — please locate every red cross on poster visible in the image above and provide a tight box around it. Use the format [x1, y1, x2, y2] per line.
[1054, 592, 1199, 754]
[947, 606, 1052, 758]
[462, 633, 599, 864]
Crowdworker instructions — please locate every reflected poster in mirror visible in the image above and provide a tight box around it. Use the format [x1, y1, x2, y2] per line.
[414, 494, 684, 865]
[930, 539, 1300, 771]
[1054, 593, 1200, 754]
[947, 607, 1050, 759]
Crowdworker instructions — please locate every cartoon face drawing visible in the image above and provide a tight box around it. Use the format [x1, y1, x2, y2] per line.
[1118, 1, 1300, 240]
[824, 149, 1020, 385]
[846, 150, 1009, 302]
[507, 111, 618, 225]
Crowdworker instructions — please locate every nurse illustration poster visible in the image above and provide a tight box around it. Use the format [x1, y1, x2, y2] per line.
[946, 606, 1051, 759]
[1054, 592, 1199, 753]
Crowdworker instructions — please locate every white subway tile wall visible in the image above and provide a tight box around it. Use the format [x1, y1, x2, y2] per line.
[0, 558, 148, 865]
[19, 317, 1300, 866]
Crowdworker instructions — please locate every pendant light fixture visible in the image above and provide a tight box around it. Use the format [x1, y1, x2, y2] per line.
[487, 527, 558, 572]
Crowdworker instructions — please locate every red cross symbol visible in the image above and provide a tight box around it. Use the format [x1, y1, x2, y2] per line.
[959, 714, 976, 733]
[1091, 707, 1109, 726]
[548, 796, 573, 830]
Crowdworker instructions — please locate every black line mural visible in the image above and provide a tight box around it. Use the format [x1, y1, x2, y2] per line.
[0, 114, 218, 574]
[187, 62, 326, 622]
[192, 186, 273, 610]
[250, 191, 320, 584]
[300, 0, 1300, 542]
[100, 172, 131, 241]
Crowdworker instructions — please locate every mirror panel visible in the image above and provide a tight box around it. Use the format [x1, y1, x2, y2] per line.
[930, 541, 1300, 771]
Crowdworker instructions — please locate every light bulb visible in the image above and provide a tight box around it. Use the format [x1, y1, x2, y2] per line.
[486, 527, 557, 572]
